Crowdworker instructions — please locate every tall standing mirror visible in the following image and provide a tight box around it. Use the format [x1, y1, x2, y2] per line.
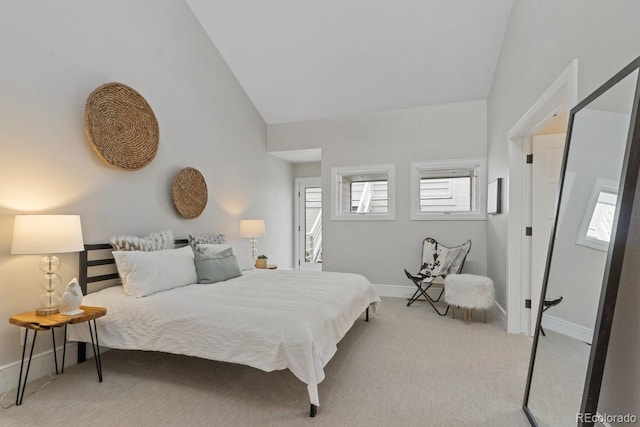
[524, 57, 640, 426]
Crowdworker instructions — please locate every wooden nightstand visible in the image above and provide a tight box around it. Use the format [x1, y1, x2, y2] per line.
[8, 305, 106, 405]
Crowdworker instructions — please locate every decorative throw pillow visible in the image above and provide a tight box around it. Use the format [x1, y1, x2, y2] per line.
[111, 230, 175, 251]
[188, 233, 226, 250]
[113, 246, 198, 297]
[194, 248, 242, 284]
[198, 241, 253, 271]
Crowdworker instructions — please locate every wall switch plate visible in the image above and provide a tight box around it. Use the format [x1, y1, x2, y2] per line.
[20, 328, 35, 346]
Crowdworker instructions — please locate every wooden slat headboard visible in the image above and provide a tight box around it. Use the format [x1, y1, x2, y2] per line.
[78, 239, 189, 295]
[75, 238, 189, 363]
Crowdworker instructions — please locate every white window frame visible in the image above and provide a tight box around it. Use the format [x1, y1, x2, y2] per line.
[410, 157, 487, 221]
[576, 177, 618, 252]
[331, 163, 396, 221]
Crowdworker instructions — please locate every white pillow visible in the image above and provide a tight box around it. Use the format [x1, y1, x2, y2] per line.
[113, 246, 198, 298]
[230, 240, 255, 271]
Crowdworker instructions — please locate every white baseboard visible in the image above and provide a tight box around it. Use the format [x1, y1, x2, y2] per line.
[492, 301, 508, 330]
[376, 285, 510, 330]
[373, 284, 415, 298]
[542, 315, 593, 344]
[0, 342, 76, 395]
[0, 342, 103, 395]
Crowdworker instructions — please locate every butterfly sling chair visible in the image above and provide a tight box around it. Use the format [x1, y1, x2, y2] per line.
[404, 238, 472, 316]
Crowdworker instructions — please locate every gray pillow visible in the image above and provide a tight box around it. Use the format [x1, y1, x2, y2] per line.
[195, 248, 241, 284]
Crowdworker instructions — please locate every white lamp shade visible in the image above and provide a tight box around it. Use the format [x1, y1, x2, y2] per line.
[240, 219, 265, 238]
[11, 215, 85, 255]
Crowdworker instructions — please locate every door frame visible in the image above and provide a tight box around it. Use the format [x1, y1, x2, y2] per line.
[506, 59, 578, 335]
[294, 177, 322, 271]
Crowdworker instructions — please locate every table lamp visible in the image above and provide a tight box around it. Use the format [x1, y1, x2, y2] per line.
[11, 215, 85, 315]
[239, 219, 265, 261]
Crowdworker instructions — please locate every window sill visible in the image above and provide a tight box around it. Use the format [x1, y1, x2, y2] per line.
[410, 212, 487, 221]
[331, 213, 396, 221]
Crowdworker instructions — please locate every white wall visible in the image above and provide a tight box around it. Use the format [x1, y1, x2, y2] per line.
[486, 0, 640, 311]
[0, 0, 292, 373]
[269, 101, 487, 286]
[292, 162, 321, 178]
[487, 0, 640, 418]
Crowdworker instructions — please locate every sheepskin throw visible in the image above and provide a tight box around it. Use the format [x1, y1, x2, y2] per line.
[418, 238, 471, 279]
[188, 233, 226, 250]
[111, 230, 175, 251]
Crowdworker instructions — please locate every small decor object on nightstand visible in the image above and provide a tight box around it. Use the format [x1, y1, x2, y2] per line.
[60, 278, 84, 316]
[255, 254, 268, 269]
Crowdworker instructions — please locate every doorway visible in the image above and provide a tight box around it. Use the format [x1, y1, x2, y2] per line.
[530, 132, 566, 333]
[295, 177, 323, 271]
[506, 59, 578, 335]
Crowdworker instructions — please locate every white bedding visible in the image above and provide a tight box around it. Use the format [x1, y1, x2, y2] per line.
[67, 269, 380, 406]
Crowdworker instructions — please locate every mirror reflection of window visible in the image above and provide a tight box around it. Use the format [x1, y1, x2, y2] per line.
[586, 190, 617, 243]
[576, 177, 619, 252]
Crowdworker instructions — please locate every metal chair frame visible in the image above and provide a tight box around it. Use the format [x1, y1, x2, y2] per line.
[405, 238, 471, 316]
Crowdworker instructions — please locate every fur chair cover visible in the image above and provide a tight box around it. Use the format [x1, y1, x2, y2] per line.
[444, 274, 495, 309]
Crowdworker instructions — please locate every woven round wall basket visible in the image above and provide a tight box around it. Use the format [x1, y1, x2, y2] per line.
[172, 167, 208, 219]
[84, 82, 159, 170]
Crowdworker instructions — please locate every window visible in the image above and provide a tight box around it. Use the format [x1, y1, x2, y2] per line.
[331, 164, 395, 220]
[410, 158, 486, 220]
[577, 177, 618, 251]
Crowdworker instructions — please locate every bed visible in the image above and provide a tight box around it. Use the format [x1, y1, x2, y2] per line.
[67, 240, 380, 417]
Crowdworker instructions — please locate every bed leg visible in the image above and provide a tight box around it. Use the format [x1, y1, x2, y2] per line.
[366, 306, 369, 322]
[310, 404, 317, 417]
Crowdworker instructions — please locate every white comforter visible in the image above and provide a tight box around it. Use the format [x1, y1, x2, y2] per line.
[67, 269, 380, 406]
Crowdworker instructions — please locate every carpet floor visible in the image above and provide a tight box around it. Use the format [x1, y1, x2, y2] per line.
[2, 297, 532, 427]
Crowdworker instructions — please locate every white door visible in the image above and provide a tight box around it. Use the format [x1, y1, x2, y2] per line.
[295, 177, 322, 271]
[530, 134, 565, 335]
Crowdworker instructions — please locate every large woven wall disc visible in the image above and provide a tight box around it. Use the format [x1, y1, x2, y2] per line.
[84, 82, 159, 170]
[172, 167, 208, 219]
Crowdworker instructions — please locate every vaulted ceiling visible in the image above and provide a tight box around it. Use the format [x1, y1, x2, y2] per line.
[186, 0, 513, 124]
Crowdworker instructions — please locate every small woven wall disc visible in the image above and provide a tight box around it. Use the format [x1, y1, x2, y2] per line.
[84, 82, 159, 170]
[172, 167, 208, 219]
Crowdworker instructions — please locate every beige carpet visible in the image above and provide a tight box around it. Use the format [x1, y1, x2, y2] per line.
[527, 329, 591, 427]
[2, 297, 532, 427]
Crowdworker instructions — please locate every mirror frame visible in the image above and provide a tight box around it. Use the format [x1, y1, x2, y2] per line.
[523, 56, 640, 427]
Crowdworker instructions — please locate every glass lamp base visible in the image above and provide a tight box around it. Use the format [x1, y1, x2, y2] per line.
[36, 306, 60, 316]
